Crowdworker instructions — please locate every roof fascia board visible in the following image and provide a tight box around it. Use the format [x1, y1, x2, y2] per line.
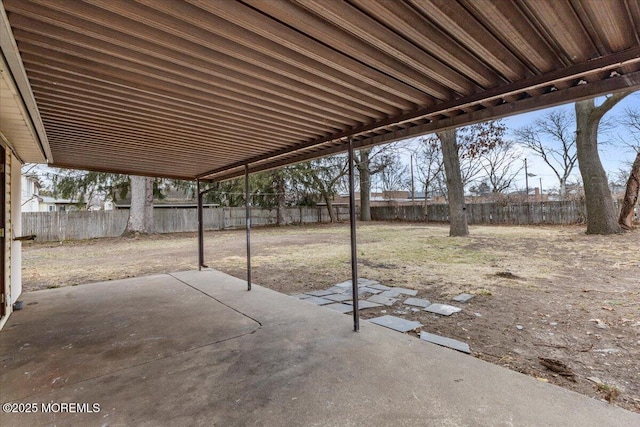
[207, 71, 640, 182]
[0, 1, 52, 162]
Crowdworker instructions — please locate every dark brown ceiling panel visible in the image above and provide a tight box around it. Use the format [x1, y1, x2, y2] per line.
[1, 0, 637, 181]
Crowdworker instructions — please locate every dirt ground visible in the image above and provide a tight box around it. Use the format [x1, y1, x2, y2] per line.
[22, 222, 640, 413]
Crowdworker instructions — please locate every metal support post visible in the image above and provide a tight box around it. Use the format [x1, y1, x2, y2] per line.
[348, 139, 360, 332]
[197, 179, 204, 270]
[245, 164, 252, 291]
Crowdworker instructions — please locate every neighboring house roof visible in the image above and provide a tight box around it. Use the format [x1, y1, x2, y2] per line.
[38, 196, 77, 205]
[114, 202, 219, 209]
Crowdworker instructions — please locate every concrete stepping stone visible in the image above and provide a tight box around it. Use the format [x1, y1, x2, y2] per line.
[392, 287, 418, 296]
[343, 288, 378, 298]
[305, 289, 337, 297]
[367, 294, 397, 306]
[325, 303, 353, 314]
[424, 303, 462, 316]
[358, 278, 380, 287]
[379, 289, 401, 297]
[452, 293, 474, 303]
[292, 294, 312, 299]
[369, 283, 392, 291]
[334, 278, 380, 288]
[403, 297, 431, 308]
[334, 281, 352, 289]
[369, 315, 422, 333]
[344, 300, 384, 310]
[325, 294, 352, 303]
[326, 286, 349, 294]
[420, 331, 471, 354]
[303, 296, 334, 306]
[359, 286, 382, 295]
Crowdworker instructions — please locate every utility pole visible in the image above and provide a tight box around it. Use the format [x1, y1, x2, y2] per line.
[410, 154, 415, 203]
[524, 158, 529, 201]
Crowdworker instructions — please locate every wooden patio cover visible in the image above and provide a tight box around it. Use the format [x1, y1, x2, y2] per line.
[2, 0, 639, 181]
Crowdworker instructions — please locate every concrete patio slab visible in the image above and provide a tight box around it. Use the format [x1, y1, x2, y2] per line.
[1, 270, 638, 427]
[291, 293, 311, 299]
[0, 274, 258, 404]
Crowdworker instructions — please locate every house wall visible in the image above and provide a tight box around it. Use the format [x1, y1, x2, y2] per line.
[1, 150, 21, 330]
[39, 202, 55, 212]
[20, 175, 39, 213]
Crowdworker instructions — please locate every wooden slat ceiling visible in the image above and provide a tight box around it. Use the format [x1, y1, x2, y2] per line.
[3, 0, 640, 181]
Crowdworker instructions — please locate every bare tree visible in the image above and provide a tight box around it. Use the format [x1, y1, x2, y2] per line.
[379, 151, 409, 192]
[514, 111, 577, 198]
[415, 136, 445, 205]
[618, 105, 640, 230]
[432, 120, 509, 236]
[422, 122, 503, 193]
[479, 141, 524, 193]
[575, 92, 631, 234]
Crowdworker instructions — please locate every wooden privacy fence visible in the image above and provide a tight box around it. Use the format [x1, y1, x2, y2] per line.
[22, 206, 350, 242]
[370, 200, 626, 225]
[23, 201, 631, 242]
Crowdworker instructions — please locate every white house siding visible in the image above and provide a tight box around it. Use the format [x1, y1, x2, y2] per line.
[0, 150, 21, 330]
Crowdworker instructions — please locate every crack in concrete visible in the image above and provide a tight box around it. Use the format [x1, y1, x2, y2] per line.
[168, 273, 263, 327]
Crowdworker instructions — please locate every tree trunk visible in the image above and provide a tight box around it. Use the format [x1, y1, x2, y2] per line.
[275, 170, 286, 226]
[322, 191, 336, 223]
[438, 129, 468, 237]
[575, 99, 622, 234]
[619, 151, 640, 230]
[123, 176, 154, 236]
[358, 149, 372, 221]
[559, 178, 567, 200]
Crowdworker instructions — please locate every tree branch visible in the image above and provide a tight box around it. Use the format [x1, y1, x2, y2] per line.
[592, 91, 633, 122]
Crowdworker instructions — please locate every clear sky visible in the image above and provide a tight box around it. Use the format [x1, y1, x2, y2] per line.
[501, 91, 640, 193]
[391, 90, 640, 195]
